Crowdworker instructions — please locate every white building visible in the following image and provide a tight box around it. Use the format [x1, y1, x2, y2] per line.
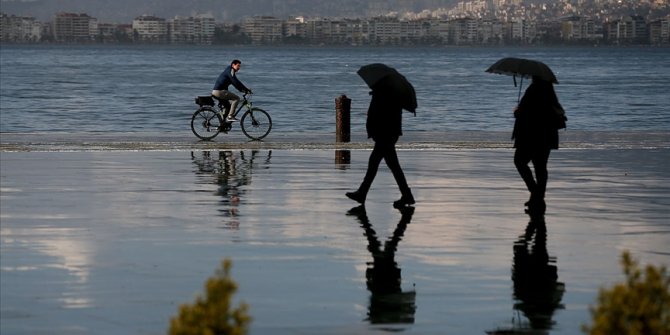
[243, 16, 283, 44]
[132, 15, 167, 42]
[0, 13, 42, 42]
[649, 17, 669, 45]
[53, 12, 97, 42]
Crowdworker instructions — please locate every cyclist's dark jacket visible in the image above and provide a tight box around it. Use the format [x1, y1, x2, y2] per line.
[213, 65, 249, 92]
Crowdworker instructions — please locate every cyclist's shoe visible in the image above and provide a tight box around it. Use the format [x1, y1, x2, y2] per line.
[227, 115, 238, 122]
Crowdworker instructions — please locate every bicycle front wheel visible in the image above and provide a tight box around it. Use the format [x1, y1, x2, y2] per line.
[191, 107, 223, 140]
[240, 108, 272, 140]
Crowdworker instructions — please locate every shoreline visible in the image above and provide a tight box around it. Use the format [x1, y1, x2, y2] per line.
[1, 130, 669, 152]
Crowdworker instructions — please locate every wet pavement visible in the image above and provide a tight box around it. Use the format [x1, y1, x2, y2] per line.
[1, 141, 669, 334]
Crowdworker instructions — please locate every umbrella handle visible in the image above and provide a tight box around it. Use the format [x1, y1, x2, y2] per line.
[517, 76, 524, 103]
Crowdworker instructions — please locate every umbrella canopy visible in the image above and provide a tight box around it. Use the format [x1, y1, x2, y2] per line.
[486, 57, 558, 102]
[485, 57, 558, 84]
[357, 63, 417, 114]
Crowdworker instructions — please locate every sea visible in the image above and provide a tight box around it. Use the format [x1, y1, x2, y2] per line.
[1, 44, 669, 138]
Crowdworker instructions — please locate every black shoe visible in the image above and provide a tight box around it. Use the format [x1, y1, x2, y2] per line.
[525, 199, 546, 216]
[393, 194, 415, 208]
[346, 191, 366, 204]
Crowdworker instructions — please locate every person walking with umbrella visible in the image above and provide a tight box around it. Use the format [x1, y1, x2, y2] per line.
[486, 58, 566, 215]
[512, 75, 563, 215]
[346, 64, 416, 208]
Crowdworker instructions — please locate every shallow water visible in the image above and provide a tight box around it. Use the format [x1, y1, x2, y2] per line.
[1, 148, 668, 334]
[1, 45, 669, 134]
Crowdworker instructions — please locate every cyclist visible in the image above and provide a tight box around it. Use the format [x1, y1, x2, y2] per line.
[212, 59, 252, 121]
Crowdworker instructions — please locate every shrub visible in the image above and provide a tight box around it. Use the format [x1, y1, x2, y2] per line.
[583, 251, 670, 335]
[169, 259, 251, 335]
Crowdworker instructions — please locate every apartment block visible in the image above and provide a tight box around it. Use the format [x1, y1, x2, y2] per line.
[243, 16, 283, 44]
[132, 15, 167, 43]
[649, 17, 670, 44]
[605, 15, 648, 44]
[0, 13, 42, 42]
[168, 15, 215, 44]
[53, 12, 97, 42]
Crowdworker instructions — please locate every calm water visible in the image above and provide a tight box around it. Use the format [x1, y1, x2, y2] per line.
[1, 45, 669, 134]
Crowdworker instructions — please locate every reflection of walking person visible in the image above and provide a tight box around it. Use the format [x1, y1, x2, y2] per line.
[512, 219, 565, 329]
[512, 76, 564, 215]
[346, 80, 415, 208]
[347, 205, 417, 324]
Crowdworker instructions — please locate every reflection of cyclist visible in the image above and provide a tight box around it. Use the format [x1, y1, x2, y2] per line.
[212, 59, 252, 122]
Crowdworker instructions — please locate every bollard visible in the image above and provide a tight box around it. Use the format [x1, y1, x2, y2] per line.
[335, 95, 351, 143]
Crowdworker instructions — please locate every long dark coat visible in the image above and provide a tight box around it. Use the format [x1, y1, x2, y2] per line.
[366, 86, 403, 142]
[512, 81, 560, 150]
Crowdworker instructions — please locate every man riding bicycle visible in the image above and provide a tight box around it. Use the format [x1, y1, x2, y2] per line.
[212, 59, 252, 122]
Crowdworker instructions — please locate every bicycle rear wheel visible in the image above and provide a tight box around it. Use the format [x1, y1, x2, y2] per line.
[191, 107, 223, 140]
[240, 108, 272, 140]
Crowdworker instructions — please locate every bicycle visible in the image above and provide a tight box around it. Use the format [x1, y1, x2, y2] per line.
[191, 93, 272, 141]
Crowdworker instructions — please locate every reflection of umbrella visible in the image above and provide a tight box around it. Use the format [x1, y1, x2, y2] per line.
[486, 57, 558, 101]
[358, 63, 417, 114]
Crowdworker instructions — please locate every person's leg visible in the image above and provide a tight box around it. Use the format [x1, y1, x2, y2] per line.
[375, 138, 414, 207]
[220, 91, 240, 119]
[380, 142, 412, 197]
[347, 141, 384, 203]
[360, 143, 385, 194]
[514, 148, 536, 202]
[530, 148, 551, 201]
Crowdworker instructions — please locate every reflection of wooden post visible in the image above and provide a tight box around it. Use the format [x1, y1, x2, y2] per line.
[335, 95, 351, 143]
[335, 149, 350, 168]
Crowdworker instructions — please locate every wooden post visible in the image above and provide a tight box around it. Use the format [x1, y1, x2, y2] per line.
[335, 95, 351, 143]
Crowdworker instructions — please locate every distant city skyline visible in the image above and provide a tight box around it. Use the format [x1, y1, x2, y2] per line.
[2, 0, 668, 23]
[2, 0, 457, 22]
[2, 0, 668, 45]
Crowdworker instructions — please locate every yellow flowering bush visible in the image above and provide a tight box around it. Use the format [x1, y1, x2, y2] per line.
[583, 251, 670, 335]
[169, 259, 251, 335]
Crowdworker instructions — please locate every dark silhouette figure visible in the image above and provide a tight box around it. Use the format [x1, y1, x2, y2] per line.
[511, 218, 565, 330]
[512, 76, 563, 215]
[347, 81, 414, 208]
[347, 205, 416, 325]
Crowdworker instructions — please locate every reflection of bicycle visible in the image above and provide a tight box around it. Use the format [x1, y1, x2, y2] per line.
[191, 93, 272, 141]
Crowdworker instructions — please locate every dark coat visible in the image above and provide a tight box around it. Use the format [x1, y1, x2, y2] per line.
[513, 80, 561, 150]
[213, 65, 249, 92]
[366, 87, 403, 142]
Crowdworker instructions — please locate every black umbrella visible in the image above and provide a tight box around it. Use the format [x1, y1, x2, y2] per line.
[357, 63, 417, 115]
[486, 57, 558, 101]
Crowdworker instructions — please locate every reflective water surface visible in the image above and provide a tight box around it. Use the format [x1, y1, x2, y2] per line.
[1, 149, 669, 334]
